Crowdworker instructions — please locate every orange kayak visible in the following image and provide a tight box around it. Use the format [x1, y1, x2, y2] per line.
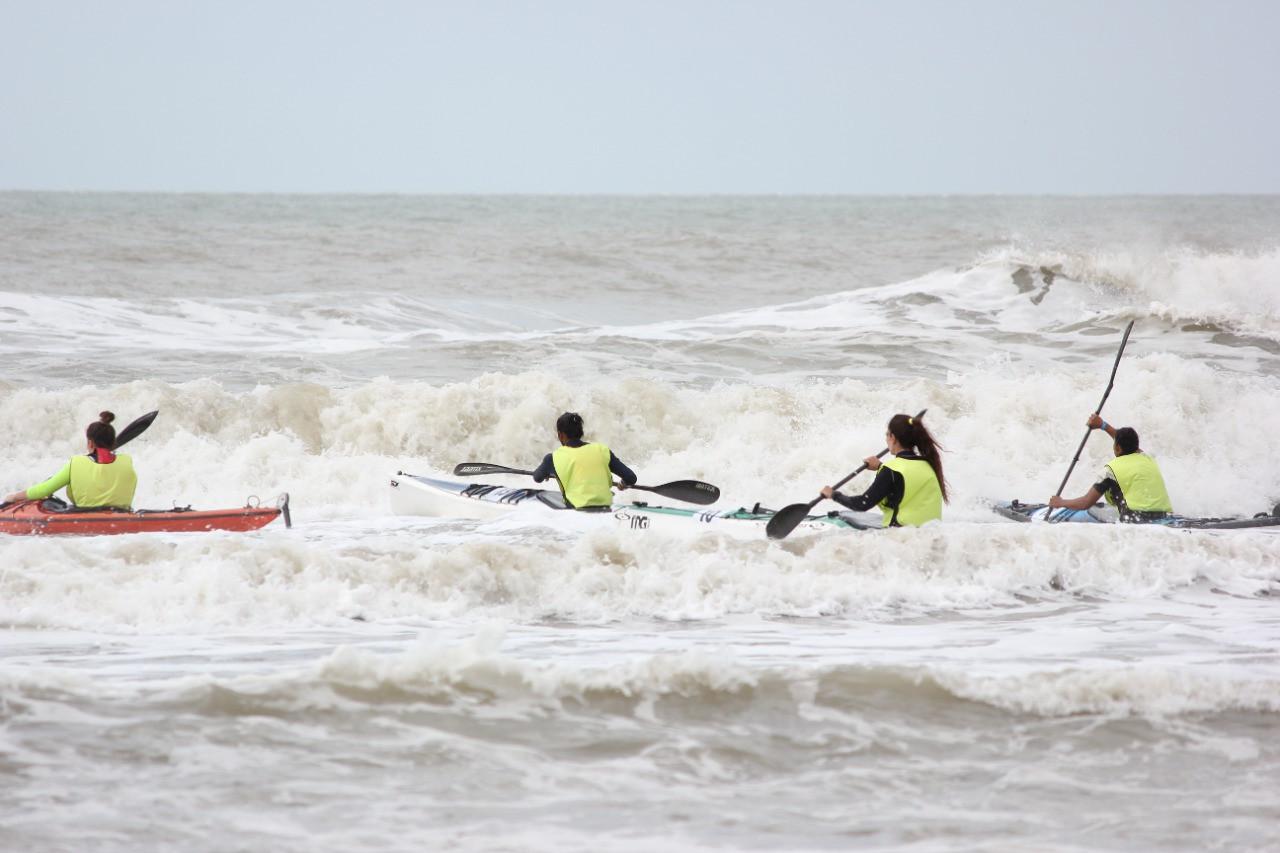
[0, 495, 290, 536]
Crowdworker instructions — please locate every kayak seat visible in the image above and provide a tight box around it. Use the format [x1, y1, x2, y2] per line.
[40, 497, 132, 514]
[39, 497, 196, 515]
[832, 511, 876, 530]
[534, 491, 570, 511]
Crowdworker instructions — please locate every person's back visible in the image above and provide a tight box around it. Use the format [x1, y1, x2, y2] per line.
[551, 442, 614, 509]
[62, 452, 138, 508]
[1102, 443, 1172, 515]
[878, 454, 944, 527]
[531, 412, 637, 510]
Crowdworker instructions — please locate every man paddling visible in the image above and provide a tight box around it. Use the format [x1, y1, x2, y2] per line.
[532, 412, 638, 509]
[1048, 413, 1173, 521]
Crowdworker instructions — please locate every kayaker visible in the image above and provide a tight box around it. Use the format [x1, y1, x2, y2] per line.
[819, 413, 947, 527]
[1048, 413, 1173, 520]
[3, 411, 138, 509]
[531, 412, 637, 509]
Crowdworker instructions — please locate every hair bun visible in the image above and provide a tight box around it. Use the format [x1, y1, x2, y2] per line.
[99, 411, 115, 424]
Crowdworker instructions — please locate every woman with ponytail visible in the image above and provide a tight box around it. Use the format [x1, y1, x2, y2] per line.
[819, 412, 947, 527]
[4, 411, 138, 509]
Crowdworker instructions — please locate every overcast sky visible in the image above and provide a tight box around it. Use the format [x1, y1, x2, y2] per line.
[2, 0, 1277, 193]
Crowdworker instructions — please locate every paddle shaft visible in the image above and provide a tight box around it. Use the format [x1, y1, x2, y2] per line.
[799, 454, 886, 513]
[1053, 321, 1135, 497]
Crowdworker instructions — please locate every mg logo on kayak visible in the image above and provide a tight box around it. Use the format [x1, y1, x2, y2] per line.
[615, 511, 650, 530]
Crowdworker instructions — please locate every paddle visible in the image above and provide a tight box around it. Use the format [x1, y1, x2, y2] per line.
[1, 410, 158, 509]
[115, 410, 158, 450]
[452, 462, 721, 505]
[765, 408, 928, 541]
[1053, 320, 1135, 499]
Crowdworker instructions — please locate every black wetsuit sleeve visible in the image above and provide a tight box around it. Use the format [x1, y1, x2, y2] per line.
[531, 453, 556, 483]
[1093, 479, 1124, 506]
[609, 453, 638, 486]
[831, 467, 900, 512]
[1092, 467, 1123, 505]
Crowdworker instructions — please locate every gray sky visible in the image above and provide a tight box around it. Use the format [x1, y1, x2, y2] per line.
[2, 0, 1277, 193]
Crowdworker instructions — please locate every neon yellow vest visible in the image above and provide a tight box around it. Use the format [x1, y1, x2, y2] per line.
[551, 443, 614, 509]
[878, 456, 943, 527]
[67, 453, 137, 509]
[1104, 452, 1172, 513]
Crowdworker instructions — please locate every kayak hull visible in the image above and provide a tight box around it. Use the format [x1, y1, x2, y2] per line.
[389, 473, 876, 537]
[0, 496, 289, 536]
[992, 499, 1280, 530]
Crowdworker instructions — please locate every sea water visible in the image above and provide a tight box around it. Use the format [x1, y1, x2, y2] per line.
[1, 194, 1278, 851]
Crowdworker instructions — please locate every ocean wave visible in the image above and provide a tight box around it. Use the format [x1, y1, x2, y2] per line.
[980, 245, 1280, 339]
[5, 249, 1279, 390]
[5, 637, 1276, 721]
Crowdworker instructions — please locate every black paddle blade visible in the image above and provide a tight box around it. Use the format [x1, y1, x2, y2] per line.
[115, 410, 158, 450]
[637, 480, 720, 505]
[452, 462, 535, 477]
[765, 501, 816, 540]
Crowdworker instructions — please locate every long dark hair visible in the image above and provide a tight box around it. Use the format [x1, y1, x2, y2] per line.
[887, 412, 948, 502]
[86, 411, 117, 449]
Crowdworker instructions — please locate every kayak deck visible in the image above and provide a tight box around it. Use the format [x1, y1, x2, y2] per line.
[0, 494, 291, 536]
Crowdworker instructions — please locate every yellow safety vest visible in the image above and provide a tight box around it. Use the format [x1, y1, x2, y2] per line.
[68, 453, 137, 508]
[878, 456, 943, 527]
[1104, 452, 1172, 513]
[551, 443, 615, 509]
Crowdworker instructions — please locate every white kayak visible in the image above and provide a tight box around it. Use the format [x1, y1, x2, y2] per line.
[388, 473, 880, 538]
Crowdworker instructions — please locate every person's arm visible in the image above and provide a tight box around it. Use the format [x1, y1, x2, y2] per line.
[8, 462, 73, 502]
[530, 453, 556, 483]
[823, 467, 897, 512]
[608, 452, 638, 488]
[1048, 486, 1103, 510]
